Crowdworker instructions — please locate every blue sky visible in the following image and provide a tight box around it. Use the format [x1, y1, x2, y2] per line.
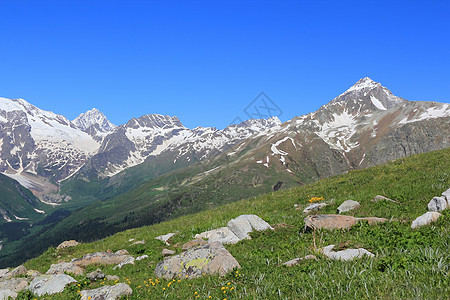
[1, 0, 449, 129]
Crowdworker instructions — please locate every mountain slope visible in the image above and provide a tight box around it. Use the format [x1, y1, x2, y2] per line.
[21, 147, 450, 299]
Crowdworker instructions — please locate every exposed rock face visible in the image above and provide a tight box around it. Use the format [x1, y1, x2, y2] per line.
[304, 215, 387, 231]
[302, 203, 327, 214]
[155, 241, 240, 280]
[71, 252, 134, 267]
[0, 277, 29, 292]
[320, 245, 374, 261]
[46, 262, 84, 275]
[56, 240, 80, 249]
[0, 265, 27, 281]
[28, 274, 76, 296]
[0, 289, 18, 299]
[80, 283, 132, 300]
[411, 212, 442, 229]
[428, 196, 448, 212]
[282, 255, 317, 267]
[337, 200, 360, 213]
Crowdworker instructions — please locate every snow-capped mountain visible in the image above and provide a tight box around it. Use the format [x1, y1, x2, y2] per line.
[218, 77, 450, 181]
[87, 114, 282, 176]
[0, 97, 100, 195]
[73, 108, 116, 141]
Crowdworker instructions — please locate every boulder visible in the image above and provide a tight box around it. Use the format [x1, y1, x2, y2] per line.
[411, 212, 442, 229]
[302, 203, 327, 214]
[337, 200, 360, 213]
[46, 262, 84, 275]
[0, 265, 27, 281]
[26, 270, 41, 278]
[56, 240, 80, 249]
[155, 232, 176, 246]
[106, 275, 120, 281]
[0, 289, 17, 300]
[320, 245, 374, 261]
[80, 283, 132, 300]
[427, 196, 448, 212]
[0, 269, 9, 279]
[195, 227, 240, 244]
[182, 238, 207, 251]
[282, 255, 317, 267]
[155, 241, 240, 280]
[442, 188, 450, 201]
[28, 274, 76, 296]
[304, 215, 387, 231]
[114, 249, 129, 255]
[0, 277, 29, 292]
[371, 195, 399, 204]
[227, 214, 273, 240]
[162, 249, 175, 256]
[71, 252, 134, 267]
[86, 269, 105, 281]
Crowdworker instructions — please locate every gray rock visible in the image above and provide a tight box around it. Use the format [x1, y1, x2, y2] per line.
[46, 262, 84, 275]
[114, 249, 129, 255]
[0, 277, 29, 292]
[304, 214, 387, 231]
[0, 265, 27, 281]
[131, 240, 145, 245]
[337, 200, 360, 213]
[428, 196, 448, 212]
[195, 227, 240, 244]
[80, 283, 132, 300]
[71, 252, 134, 267]
[282, 255, 317, 267]
[155, 241, 240, 279]
[86, 269, 105, 281]
[28, 274, 76, 296]
[56, 240, 80, 249]
[371, 195, 399, 204]
[182, 238, 207, 251]
[155, 232, 176, 246]
[227, 214, 273, 240]
[320, 245, 374, 261]
[112, 257, 135, 270]
[136, 255, 148, 261]
[162, 249, 175, 256]
[0, 269, 9, 279]
[0, 289, 17, 300]
[442, 188, 450, 201]
[411, 212, 442, 229]
[302, 203, 327, 214]
[106, 275, 120, 281]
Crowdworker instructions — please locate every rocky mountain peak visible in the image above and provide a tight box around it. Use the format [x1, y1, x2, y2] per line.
[73, 108, 116, 133]
[126, 114, 184, 129]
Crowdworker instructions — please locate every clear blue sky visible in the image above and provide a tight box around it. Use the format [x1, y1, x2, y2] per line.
[1, 0, 449, 129]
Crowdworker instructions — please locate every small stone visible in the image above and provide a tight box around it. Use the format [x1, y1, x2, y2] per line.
[282, 255, 317, 267]
[182, 238, 207, 251]
[136, 255, 148, 261]
[337, 200, 360, 213]
[72, 252, 134, 267]
[131, 240, 145, 245]
[86, 269, 105, 281]
[112, 257, 135, 270]
[302, 203, 327, 214]
[304, 214, 387, 231]
[371, 195, 399, 204]
[28, 274, 76, 296]
[320, 245, 374, 261]
[411, 212, 442, 229]
[114, 249, 129, 255]
[427, 196, 448, 212]
[56, 240, 80, 250]
[80, 283, 132, 300]
[195, 227, 241, 244]
[106, 275, 120, 281]
[162, 249, 176, 256]
[155, 232, 176, 246]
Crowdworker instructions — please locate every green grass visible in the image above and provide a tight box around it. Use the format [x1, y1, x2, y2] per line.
[20, 148, 450, 299]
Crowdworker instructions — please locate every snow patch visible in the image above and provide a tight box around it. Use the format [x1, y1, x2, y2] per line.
[370, 96, 387, 110]
[34, 208, 46, 214]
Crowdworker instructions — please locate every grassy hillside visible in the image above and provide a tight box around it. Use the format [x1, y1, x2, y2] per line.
[21, 147, 450, 299]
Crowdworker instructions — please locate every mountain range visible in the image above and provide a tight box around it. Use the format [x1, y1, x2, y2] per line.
[0, 77, 449, 266]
